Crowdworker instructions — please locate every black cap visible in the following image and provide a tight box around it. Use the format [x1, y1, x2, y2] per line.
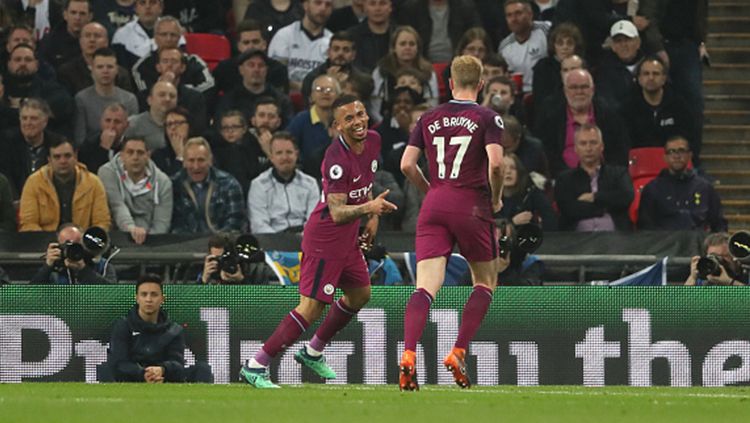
[236, 49, 268, 66]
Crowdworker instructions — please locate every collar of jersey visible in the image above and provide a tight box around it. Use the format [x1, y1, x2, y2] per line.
[449, 99, 478, 105]
[338, 135, 351, 151]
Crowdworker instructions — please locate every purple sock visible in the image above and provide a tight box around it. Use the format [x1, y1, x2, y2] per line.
[403, 288, 434, 352]
[255, 309, 309, 366]
[455, 285, 494, 349]
[309, 298, 357, 352]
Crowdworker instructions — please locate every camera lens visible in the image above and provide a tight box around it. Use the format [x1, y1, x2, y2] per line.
[696, 256, 722, 279]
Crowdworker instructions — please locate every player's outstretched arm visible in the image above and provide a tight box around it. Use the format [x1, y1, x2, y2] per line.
[486, 143, 505, 213]
[400, 146, 430, 194]
[327, 191, 397, 225]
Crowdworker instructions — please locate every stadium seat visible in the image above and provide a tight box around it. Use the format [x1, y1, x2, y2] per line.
[628, 147, 666, 180]
[629, 175, 656, 225]
[628, 146, 693, 180]
[184, 33, 231, 71]
[289, 92, 305, 113]
[432, 62, 449, 102]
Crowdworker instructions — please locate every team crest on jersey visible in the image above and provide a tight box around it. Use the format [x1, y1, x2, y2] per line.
[323, 284, 335, 295]
[371, 160, 378, 173]
[329, 164, 343, 180]
[495, 115, 505, 129]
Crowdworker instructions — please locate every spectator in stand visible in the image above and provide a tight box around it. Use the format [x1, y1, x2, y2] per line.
[0, 98, 61, 198]
[287, 74, 339, 176]
[151, 106, 193, 175]
[213, 110, 270, 198]
[443, 27, 494, 101]
[212, 19, 289, 95]
[248, 97, 283, 164]
[481, 75, 526, 125]
[400, 103, 430, 232]
[131, 16, 213, 98]
[640, 0, 707, 163]
[554, 123, 632, 232]
[0, 25, 55, 81]
[348, 0, 395, 73]
[499, 115, 549, 183]
[625, 55, 695, 152]
[685, 232, 748, 286]
[92, 0, 136, 37]
[38, 0, 92, 71]
[532, 22, 583, 116]
[171, 137, 245, 234]
[98, 137, 173, 244]
[248, 132, 319, 234]
[0, 173, 16, 232]
[593, 20, 643, 113]
[497, 153, 557, 231]
[499, 0, 550, 93]
[482, 53, 509, 82]
[638, 136, 727, 232]
[327, 0, 365, 33]
[473, 0, 509, 50]
[198, 234, 276, 284]
[162, 0, 224, 33]
[78, 103, 131, 173]
[31, 223, 117, 284]
[108, 274, 213, 382]
[5, 0, 63, 41]
[149, 47, 208, 135]
[534, 68, 630, 177]
[378, 86, 424, 182]
[3, 43, 74, 135]
[554, 0, 632, 65]
[215, 49, 293, 126]
[243, 0, 303, 41]
[112, 0, 177, 69]
[19, 137, 111, 232]
[73, 48, 139, 145]
[396, 0, 480, 64]
[57, 22, 135, 96]
[124, 80, 178, 151]
[370, 25, 438, 123]
[267, 0, 333, 91]
[301, 31, 373, 108]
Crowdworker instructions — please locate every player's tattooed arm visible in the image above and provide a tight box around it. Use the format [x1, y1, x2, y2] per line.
[327, 192, 397, 225]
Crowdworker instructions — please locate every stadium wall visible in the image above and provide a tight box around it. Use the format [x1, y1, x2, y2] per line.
[1, 286, 748, 387]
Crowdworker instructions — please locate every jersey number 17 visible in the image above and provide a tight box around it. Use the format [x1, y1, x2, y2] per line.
[433, 136, 472, 179]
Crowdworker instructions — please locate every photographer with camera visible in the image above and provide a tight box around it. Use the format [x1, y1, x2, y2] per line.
[685, 232, 748, 286]
[31, 223, 117, 284]
[198, 233, 276, 285]
[496, 218, 544, 286]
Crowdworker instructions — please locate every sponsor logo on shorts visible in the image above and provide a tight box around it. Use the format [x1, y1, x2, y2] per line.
[323, 284, 335, 295]
[329, 164, 343, 180]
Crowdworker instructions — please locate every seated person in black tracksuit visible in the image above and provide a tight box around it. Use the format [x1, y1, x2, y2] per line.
[107, 274, 212, 383]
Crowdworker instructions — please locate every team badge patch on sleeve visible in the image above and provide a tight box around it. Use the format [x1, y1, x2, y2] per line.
[495, 115, 505, 129]
[329, 164, 343, 180]
[371, 160, 378, 173]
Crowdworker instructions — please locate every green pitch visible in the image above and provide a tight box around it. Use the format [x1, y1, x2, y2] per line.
[1, 383, 749, 423]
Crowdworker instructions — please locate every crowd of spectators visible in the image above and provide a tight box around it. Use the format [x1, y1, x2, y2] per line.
[0, 0, 725, 285]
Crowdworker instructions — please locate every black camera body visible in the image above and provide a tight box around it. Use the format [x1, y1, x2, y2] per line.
[59, 241, 86, 262]
[696, 254, 723, 279]
[212, 234, 264, 275]
[497, 221, 543, 258]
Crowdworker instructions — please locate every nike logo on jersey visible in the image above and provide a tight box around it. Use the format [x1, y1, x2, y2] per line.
[353, 175, 362, 182]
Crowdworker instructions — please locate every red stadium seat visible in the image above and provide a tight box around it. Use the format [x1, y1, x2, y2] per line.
[432, 62, 449, 102]
[628, 146, 692, 180]
[289, 92, 305, 113]
[628, 147, 666, 180]
[184, 33, 231, 71]
[629, 176, 656, 226]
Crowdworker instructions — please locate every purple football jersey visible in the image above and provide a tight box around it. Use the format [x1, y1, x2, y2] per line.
[302, 130, 382, 257]
[408, 100, 504, 192]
